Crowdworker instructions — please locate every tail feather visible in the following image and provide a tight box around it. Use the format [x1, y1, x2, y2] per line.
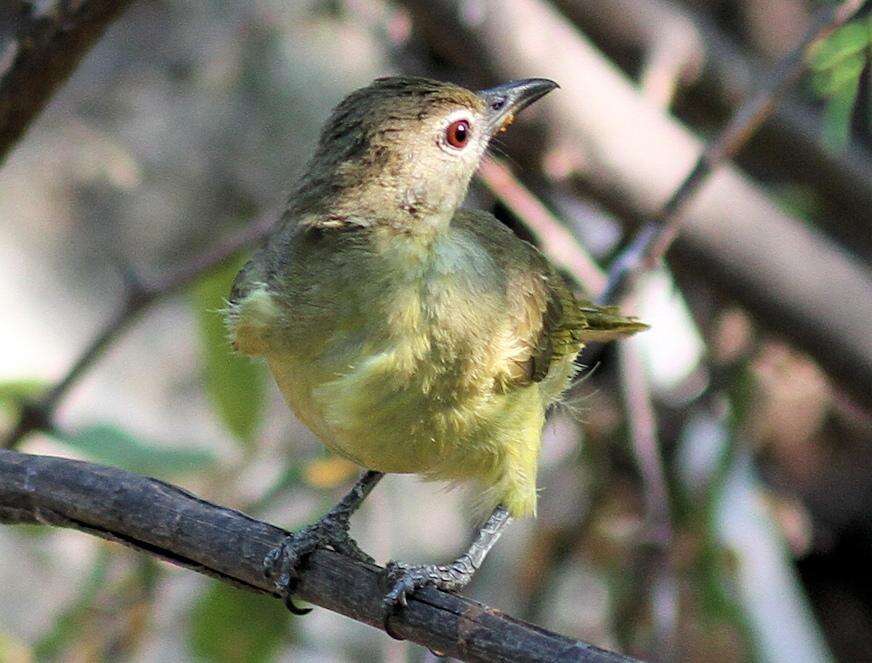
[578, 301, 649, 342]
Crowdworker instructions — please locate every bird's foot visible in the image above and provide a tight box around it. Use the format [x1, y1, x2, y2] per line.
[379, 506, 512, 639]
[264, 511, 374, 614]
[381, 555, 477, 637]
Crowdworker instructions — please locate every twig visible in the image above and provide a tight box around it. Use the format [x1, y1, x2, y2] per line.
[0, 449, 639, 663]
[0, 0, 134, 165]
[2, 209, 277, 449]
[558, 0, 872, 259]
[598, 0, 869, 303]
[616, 338, 676, 661]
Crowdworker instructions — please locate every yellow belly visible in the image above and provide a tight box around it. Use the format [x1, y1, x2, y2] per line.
[266, 340, 573, 517]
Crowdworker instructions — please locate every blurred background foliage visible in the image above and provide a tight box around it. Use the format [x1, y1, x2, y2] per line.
[1, 0, 870, 661]
[810, 13, 872, 146]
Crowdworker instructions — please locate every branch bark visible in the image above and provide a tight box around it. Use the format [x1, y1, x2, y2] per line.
[0, 449, 637, 663]
[399, 0, 872, 410]
[0, 0, 133, 165]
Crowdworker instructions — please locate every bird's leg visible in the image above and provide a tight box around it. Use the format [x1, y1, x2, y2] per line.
[265, 470, 383, 613]
[382, 505, 512, 618]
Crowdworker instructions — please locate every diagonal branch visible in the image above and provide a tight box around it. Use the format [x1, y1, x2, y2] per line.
[598, 0, 868, 303]
[557, 0, 872, 259]
[0, 0, 134, 165]
[0, 449, 638, 663]
[2, 209, 277, 450]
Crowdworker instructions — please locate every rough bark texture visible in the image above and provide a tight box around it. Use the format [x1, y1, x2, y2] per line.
[0, 449, 638, 663]
[0, 0, 133, 164]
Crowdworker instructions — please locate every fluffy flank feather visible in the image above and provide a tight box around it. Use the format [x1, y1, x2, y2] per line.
[224, 284, 280, 357]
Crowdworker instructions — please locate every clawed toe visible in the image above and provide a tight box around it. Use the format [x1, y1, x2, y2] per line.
[263, 536, 304, 588]
[382, 562, 416, 610]
[382, 559, 472, 610]
[380, 560, 474, 639]
[263, 535, 310, 608]
[381, 562, 418, 640]
[264, 516, 373, 614]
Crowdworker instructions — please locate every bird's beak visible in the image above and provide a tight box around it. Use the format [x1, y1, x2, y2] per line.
[478, 78, 559, 134]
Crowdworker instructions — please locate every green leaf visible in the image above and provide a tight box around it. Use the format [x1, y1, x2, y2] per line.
[810, 52, 865, 96]
[823, 73, 862, 150]
[810, 21, 870, 71]
[50, 424, 215, 476]
[188, 581, 293, 663]
[192, 255, 266, 447]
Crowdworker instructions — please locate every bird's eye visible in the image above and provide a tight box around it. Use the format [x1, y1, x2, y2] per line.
[445, 119, 471, 149]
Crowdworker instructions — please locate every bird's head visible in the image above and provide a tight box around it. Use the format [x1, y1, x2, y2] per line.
[293, 76, 558, 230]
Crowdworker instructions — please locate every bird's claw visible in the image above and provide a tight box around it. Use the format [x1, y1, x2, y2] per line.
[381, 559, 474, 640]
[264, 512, 374, 615]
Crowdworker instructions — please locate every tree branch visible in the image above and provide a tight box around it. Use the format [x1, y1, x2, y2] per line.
[0, 449, 637, 663]
[0, 0, 134, 165]
[597, 0, 868, 303]
[558, 0, 872, 259]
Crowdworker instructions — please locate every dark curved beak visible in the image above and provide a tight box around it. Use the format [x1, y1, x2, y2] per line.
[478, 78, 559, 133]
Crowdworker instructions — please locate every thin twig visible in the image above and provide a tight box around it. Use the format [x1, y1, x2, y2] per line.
[598, 0, 868, 304]
[0, 449, 639, 663]
[557, 0, 872, 259]
[616, 337, 676, 660]
[1, 209, 277, 449]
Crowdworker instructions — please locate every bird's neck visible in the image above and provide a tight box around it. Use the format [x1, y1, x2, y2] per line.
[290, 162, 464, 237]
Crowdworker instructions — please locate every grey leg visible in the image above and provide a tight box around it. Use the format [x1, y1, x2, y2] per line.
[382, 505, 512, 616]
[265, 470, 384, 613]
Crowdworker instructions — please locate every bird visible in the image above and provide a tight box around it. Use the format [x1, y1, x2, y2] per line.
[225, 75, 647, 621]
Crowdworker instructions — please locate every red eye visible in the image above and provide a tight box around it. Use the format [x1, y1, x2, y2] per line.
[445, 119, 470, 148]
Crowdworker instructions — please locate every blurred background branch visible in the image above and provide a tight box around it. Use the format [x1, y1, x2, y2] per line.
[0, 0, 133, 164]
[560, 0, 872, 259]
[598, 0, 868, 303]
[2, 208, 277, 450]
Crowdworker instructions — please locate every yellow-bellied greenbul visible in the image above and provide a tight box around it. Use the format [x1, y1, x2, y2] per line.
[226, 76, 646, 618]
